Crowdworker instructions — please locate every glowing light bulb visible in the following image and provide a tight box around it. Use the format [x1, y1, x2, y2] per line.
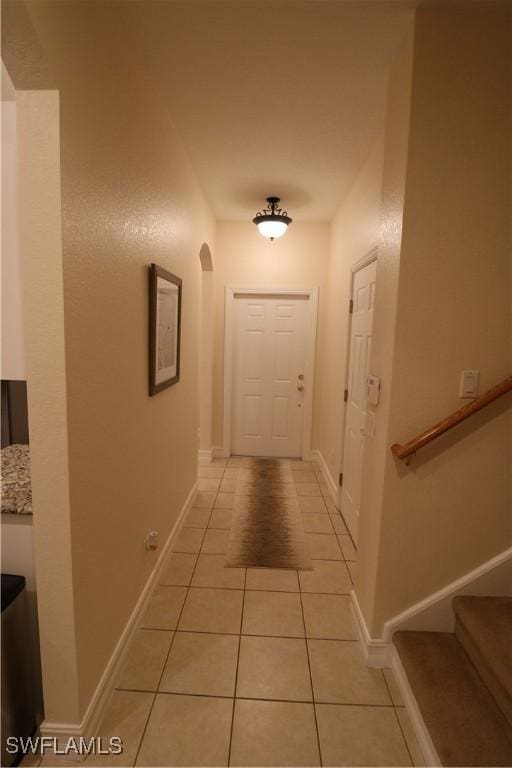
[257, 220, 289, 240]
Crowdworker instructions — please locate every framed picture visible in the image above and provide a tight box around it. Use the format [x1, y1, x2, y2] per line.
[148, 263, 182, 395]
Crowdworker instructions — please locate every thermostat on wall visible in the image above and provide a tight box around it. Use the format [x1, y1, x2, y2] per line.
[366, 375, 381, 405]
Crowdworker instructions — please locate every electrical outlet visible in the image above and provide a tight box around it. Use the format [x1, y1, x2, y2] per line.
[144, 530, 158, 551]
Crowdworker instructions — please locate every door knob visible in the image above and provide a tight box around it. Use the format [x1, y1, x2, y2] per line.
[297, 385, 304, 392]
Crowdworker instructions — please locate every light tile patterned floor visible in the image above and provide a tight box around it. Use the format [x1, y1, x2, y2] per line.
[27, 458, 421, 768]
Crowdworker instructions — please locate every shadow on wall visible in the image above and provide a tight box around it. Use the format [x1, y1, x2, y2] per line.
[199, 242, 213, 272]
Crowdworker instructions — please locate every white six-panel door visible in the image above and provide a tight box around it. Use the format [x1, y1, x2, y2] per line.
[231, 294, 310, 457]
[341, 260, 377, 542]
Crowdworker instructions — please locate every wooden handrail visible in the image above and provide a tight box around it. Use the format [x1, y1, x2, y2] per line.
[391, 375, 512, 461]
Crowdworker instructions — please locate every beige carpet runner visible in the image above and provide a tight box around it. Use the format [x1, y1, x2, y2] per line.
[226, 458, 312, 570]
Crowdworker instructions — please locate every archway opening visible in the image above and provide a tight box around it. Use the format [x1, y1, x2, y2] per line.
[198, 243, 214, 460]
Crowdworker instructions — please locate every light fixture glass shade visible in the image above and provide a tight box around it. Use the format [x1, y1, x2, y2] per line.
[252, 196, 293, 241]
[257, 219, 289, 239]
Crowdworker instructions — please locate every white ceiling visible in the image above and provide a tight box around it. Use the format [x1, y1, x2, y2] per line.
[130, 1, 414, 222]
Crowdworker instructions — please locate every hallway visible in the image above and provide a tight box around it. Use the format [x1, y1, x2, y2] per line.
[2, 3, 511, 765]
[31, 458, 420, 767]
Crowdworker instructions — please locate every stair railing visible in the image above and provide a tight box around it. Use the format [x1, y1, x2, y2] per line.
[391, 375, 512, 461]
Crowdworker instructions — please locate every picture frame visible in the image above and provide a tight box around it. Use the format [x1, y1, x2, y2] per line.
[148, 263, 182, 396]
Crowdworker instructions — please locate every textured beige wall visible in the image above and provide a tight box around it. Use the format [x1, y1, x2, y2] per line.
[16, 90, 80, 723]
[356, 24, 415, 630]
[4, 1, 215, 721]
[6, 0, 511, 724]
[360, 6, 512, 636]
[315, 138, 385, 487]
[212, 221, 329, 452]
[1, 64, 26, 379]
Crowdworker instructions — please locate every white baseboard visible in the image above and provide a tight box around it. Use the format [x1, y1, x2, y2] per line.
[199, 447, 228, 462]
[352, 592, 439, 766]
[390, 646, 441, 767]
[311, 449, 338, 506]
[350, 547, 512, 669]
[40, 480, 198, 743]
[351, 552, 512, 768]
[350, 591, 390, 668]
[382, 545, 512, 641]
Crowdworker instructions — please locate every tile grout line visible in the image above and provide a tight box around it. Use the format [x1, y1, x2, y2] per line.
[382, 672, 415, 766]
[393, 707, 415, 767]
[123, 627, 362, 643]
[171, 551, 353, 564]
[115, 687, 401, 709]
[131, 468, 219, 767]
[142, 587, 355, 599]
[227, 537, 247, 766]
[179, 584, 354, 596]
[215, 460, 241, 768]
[297, 573, 323, 766]
[184, 565, 351, 590]
[295, 468, 324, 768]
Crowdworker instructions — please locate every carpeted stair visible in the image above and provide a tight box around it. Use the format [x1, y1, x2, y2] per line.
[454, 596, 512, 728]
[393, 596, 512, 766]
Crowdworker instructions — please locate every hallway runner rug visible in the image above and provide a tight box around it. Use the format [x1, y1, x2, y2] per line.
[226, 458, 312, 570]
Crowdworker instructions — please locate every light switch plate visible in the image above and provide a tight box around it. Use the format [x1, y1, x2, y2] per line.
[459, 370, 479, 398]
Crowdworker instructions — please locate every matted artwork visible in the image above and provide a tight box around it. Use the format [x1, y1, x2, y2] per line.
[148, 263, 182, 395]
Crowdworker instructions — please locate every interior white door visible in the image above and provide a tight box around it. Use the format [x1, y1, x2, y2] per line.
[341, 260, 377, 542]
[231, 294, 310, 457]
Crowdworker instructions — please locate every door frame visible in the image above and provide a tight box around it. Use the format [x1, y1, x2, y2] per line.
[338, 247, 378, 510]
[223, 286, 319, 459]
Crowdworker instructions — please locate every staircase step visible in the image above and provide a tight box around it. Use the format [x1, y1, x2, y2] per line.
[393, 630, 512, 766]
[454, 596, 512, 728]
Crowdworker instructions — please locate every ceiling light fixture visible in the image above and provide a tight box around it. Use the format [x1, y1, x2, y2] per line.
[253, 196, 292, 241]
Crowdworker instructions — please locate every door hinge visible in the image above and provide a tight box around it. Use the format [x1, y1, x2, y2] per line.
[339, 472, 343, 486]
[343, 388, 348, 403]
[349, 299, 354, 314]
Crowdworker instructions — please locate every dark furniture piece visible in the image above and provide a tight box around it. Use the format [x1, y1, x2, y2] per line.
[1, 574, 36, 767]
[1, 381, 29, 448]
